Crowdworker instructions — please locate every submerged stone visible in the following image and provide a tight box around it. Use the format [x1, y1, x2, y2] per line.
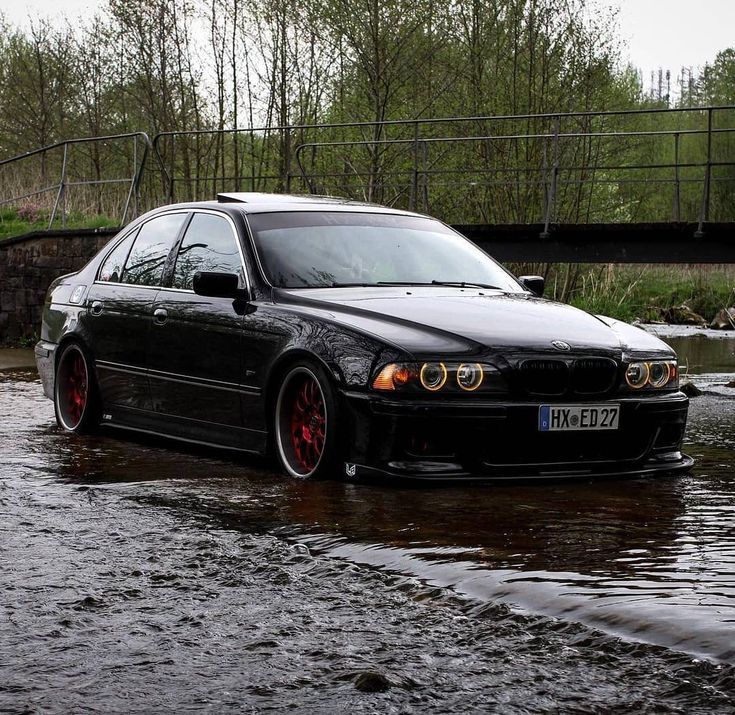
[710, 308, 735, 330]
[681, 380, 702, 397]
[353, 671, 392, 693]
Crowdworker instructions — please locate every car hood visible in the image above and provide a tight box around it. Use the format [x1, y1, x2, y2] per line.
[275, 287, 673, 358]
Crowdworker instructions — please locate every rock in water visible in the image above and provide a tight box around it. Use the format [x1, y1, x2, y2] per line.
[710, 308, 735, 330]
[661, 305, 707, 326]
[681, 380, 702, 397]
[353, 671, 392, 693]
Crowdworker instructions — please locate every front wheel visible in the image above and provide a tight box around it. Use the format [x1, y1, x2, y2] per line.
[274, 363, 340, 478]
[54, 342, 100, 433]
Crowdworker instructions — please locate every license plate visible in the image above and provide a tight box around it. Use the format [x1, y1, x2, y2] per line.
[538, 404, 620, 432]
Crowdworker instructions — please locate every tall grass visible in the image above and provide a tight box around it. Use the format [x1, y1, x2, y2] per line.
[567, 264, 735, 322]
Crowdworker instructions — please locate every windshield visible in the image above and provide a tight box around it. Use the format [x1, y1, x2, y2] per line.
[247, 211, 522, 291]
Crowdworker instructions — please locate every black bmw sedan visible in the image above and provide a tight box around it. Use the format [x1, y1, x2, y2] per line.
[36, 193, 692, 481]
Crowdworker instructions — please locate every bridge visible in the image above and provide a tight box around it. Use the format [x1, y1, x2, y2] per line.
[2, 106, 734, 263]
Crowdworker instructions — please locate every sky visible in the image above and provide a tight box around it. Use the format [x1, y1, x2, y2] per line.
[0, 0, 733, 76]
[608, 0, 734, 73]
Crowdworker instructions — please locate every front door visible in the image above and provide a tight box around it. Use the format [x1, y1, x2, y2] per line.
[147, 211, 251, 449]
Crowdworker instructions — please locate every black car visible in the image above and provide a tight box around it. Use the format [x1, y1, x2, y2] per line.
[36, 193, 692, 481]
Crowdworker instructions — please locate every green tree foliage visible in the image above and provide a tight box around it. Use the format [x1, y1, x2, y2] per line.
[0, 0, 732, 234]
[0, 19, 76, 160]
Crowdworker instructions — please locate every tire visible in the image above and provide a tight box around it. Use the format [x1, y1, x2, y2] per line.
[54, 342, 100, 434]
[274, 362, 341, 479]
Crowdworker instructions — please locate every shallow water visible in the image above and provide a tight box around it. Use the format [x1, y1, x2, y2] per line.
[665, 334, 735, 375]
[2, 338, 735, 711]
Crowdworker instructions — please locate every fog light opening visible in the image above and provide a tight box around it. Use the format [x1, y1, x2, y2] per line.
[404, 430, 454, 459]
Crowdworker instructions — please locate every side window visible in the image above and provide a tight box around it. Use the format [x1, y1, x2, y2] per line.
[98, 230, 137, 282]
[122, 213, 187, 287]
[172, 213, 244, 290]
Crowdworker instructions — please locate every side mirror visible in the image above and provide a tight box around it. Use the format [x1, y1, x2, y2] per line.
[518, 275, 545, 297]
[193, 271, 247, 299]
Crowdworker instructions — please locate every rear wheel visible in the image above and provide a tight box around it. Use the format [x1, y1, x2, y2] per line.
[54, 342, 100, 433]
[274, 363, 340, 478]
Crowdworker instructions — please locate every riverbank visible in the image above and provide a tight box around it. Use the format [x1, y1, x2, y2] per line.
[561, 264, 735, 325]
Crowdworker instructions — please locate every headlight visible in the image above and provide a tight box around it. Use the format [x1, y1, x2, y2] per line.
[625, 360, 678, 390]
[372, 361, 506, 394]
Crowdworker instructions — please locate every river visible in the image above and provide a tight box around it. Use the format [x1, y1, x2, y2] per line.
[2, 333, 735, 712]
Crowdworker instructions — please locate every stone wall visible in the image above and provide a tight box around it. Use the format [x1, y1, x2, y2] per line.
[0, 228, 118, 344]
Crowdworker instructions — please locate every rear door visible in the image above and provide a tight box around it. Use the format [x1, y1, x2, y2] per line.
[85, 211, 188, 421]
[147, 210, 251, 448]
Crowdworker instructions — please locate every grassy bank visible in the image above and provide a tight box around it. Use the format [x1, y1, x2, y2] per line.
[0, 207, 118, 241]
[554, 264, 735, 324]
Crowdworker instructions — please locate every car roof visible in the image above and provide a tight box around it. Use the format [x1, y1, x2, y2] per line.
[160, 192, 423, 217]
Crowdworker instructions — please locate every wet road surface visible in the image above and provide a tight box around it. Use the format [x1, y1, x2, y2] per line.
[3, 339, 735, 712]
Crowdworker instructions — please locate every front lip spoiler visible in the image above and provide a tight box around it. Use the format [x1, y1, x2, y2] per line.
[347, 454, 695, 485]
[343, 389, 689, 416]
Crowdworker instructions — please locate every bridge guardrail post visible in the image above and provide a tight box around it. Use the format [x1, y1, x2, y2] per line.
[422, 140, 429, 213]
[696, 107, 713, 237]
[121, 135, 137, 224]
[410, 121, 419, 211]
[169, 135, 176, 203]
[121, 133, 150, 223]
[673, 132, 681, 222]
[541, 117, 560, 239]
[49, 143, 69, 229]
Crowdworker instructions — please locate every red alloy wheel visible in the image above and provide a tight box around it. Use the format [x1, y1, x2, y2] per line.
[288, 373, 326, 473]
[291, 375, 327, 473]
[58, 347, 88, 430]
[275, 364, 337, 479]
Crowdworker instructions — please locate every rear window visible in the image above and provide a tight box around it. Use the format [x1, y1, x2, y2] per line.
[98, 230, 137, 283]
[122, 213, 187, 287]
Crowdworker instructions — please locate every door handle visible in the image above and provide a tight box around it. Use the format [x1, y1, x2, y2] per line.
[153, 308, 168, 325]
[90, 300, 103, 316]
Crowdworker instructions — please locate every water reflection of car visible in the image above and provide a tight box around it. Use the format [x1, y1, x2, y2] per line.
[36, 193, 693, 481]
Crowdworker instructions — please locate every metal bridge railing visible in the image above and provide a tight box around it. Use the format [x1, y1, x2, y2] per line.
[0, 132, 151, 229]
[149, 105, 735, 231]
[1, 107, 734, 236]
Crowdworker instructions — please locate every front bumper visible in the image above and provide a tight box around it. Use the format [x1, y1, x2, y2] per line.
[35, 340, 57, 400]
[340, 390, 693, 482]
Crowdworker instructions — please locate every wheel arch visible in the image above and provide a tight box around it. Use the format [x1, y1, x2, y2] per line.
[51, 329, 100, 401]
[263, 348, 339, 426]
[54, 331, 94, 371]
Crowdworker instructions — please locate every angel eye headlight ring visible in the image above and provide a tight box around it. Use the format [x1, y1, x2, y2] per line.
[457, 363, 484, 391]
[648, 361, 671, 388]
[625, 362, 649, 389]
[420, 362, 447, 391]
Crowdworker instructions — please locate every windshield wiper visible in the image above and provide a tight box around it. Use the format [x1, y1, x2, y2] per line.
[374, 280, 501, 289]
[431, 280, 502, 289]
[376, 280, 502, 290]
[327, 280, 504, 289]
[329, 282, 376, 288]
[375, 281, 434, 286]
